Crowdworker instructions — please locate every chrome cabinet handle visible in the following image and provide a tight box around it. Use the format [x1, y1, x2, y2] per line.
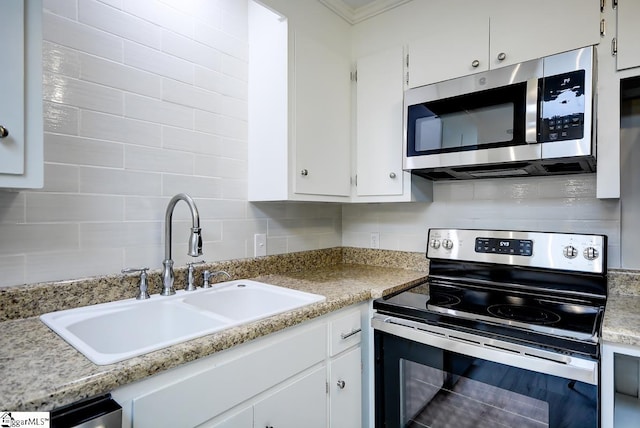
[0, 125, 8, 138]
[389, 172, 396, 179]
[471, 59, 480, 68]
[497, 52, 506, 61]
[337, 380, 346, 389]
[300, 169, 308, 176]
[340, 328, 361, 340]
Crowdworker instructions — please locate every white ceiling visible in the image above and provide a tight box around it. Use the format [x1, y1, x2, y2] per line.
[318, 0, 411, 24]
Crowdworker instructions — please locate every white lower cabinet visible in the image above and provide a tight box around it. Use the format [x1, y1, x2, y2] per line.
[601, 342, 640, 427]
[329, 347, 361, 428]
[254, 367, 327, 428]
[111, 303, 366, 428]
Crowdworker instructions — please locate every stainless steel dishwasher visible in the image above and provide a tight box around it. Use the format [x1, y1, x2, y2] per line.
[50, 394, 121, 428]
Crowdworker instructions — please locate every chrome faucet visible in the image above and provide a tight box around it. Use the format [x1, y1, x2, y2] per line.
[161, 193, 203, 296]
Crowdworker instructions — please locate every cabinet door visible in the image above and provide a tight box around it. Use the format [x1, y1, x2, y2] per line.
[329, 347, 362, 428]
[355, 46, 405, 197]
[0, 0, 42, 188]
[293, 31, 351, 197]
[617, 0, 640, 71]
[489, 0, 600, 69]
[254, 366, 327, 428]
[204, 407, 253, 428]
[407, 1, 489, 87]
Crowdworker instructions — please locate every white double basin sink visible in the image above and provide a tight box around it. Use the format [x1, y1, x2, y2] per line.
[40, 280, 326, 365]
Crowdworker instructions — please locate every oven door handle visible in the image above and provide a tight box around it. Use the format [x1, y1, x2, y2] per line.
[372, 315, 598, 386]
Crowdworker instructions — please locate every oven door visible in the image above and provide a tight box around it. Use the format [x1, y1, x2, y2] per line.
[373, 315, 599, 428]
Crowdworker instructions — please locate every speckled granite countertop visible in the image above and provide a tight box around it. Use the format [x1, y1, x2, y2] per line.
[602, 270, 640, 347]
[0, 262, 427, 411]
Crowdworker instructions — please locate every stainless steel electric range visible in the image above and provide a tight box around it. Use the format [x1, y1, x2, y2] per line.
[373, 228, 607, 428]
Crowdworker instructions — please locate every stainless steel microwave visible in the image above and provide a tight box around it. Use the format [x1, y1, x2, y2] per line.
[403, 47, 595, 180]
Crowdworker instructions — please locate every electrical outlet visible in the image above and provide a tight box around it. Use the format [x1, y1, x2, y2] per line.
[370, 232, 380, 249]
[254, 233, 267, 257]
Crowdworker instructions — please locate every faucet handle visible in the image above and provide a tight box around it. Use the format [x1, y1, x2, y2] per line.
[185, 260, 206, 291]
[122, 267, 150, 300]
[203, 270, 232, 288]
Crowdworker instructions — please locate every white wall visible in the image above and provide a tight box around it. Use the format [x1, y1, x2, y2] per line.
[0, 0, 341, 288]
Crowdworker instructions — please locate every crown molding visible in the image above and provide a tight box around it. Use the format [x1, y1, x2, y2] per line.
[318, 0, 411, 24]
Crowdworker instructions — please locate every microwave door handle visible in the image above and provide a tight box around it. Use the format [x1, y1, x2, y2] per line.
[525, 77, 539, 144]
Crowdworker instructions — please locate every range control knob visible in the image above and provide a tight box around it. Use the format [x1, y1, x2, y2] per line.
[429, 239, 441, 249]
[563, 245, 578, 259]
[442, 239, 454, 250]
[584, 247, 599, 260]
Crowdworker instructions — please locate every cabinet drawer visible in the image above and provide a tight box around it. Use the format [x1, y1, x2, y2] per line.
[329, 308, 362, 357]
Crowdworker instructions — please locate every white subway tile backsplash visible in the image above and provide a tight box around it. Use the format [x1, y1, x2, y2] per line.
[80, 167, 162, 196]
[0, 255, 26, 286]
[44, 133, 124, 167]
[124, 41, 194, 84]
[221, 179, 247, 200]
[26, 248, 123, 284]
[162, 31, 222, 72]
[80, 111, 162, 147]
[0, 193, 26, 224]
[125, 145, 194, 175]
[43, 11, 123, 62]
[43, 41, 81, 77]
[79, 0, 162, 49]
[0, 224, 79, 255]
[162, 174, 222, 199]
[125, 93, 194, 129]
[162, 78, 224, 114]
[162, 126, 223, 156]
[44, 102, 79, 135]
[26, 194, 124, 223]
[194, 110, 246, 140]
[194, 22, 248, 62]
[42, 163, 80, 193]
[123, 0, 195, 39]
[80, 53, 162, 98]
[43, 72, 124, 115]
[80, 221, 162, 248]
[123, 244, 164, 271]
[44, 0, 77, 20]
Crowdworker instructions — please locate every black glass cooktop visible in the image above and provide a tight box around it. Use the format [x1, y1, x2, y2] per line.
[374, 281, 605, 357]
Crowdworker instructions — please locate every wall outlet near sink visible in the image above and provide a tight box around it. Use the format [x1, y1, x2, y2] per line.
[370, 232, 380, 249]
[254, 233, 267, 257]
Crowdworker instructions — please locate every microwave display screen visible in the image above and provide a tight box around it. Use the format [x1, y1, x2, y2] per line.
[539, 70, 585, 142]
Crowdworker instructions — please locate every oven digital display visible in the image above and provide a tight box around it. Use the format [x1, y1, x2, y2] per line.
[475, 238, 533, 256]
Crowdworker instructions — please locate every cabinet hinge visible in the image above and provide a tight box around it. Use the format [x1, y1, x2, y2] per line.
[612, 37, 618, 56]
[613, 0, 618, 8]
[351, 70, 357, 82]
[326, 381, 329, 394]
[600, 0, 605, 12]
[600, 18, 606, 37]
[355, 174, 358, 186]
[405, 72, 409, 86]
[406, 53, 409, 67]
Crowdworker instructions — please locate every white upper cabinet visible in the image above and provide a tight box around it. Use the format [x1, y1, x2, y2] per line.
[248, 0, 351, 202]
[407, 0, 601, 88]
[355, 46, 405, 197]
[293, 31, 351, 198]
[489, 0, 600, 69]
[0, 0, 42, 189]
[616, 0, 640, 71]
[407, 3, 489, 88]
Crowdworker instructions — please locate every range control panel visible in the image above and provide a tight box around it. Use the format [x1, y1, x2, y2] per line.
[427, 228, 606, 274]
[475, 237, 533, 256]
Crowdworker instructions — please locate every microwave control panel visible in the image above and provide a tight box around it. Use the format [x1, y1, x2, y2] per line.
[539, 70, 586, 142]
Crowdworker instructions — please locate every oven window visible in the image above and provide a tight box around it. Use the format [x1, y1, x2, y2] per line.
[375, 332, 598, 428]
[400, 359, 549, 427]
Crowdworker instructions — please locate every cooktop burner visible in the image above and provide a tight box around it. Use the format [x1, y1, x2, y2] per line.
[487, 304, 561, 325]
[427, 292, 461, 307]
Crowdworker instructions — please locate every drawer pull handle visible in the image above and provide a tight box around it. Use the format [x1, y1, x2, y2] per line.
[340, 328, 361, 340]
[337, 380, 346, 389]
